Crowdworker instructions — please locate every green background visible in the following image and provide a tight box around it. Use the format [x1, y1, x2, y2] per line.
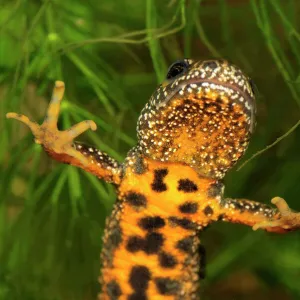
[1, 0, 300, 299]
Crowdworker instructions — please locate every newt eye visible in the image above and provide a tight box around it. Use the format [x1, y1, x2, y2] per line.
[166, 60, 189, 80]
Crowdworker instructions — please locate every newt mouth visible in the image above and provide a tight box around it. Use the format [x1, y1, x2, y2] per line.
[160, 78, 254, 109]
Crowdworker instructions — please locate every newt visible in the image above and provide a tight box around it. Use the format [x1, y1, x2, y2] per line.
[7, 59, 300, 300]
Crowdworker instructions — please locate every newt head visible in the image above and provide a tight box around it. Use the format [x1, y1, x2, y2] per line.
[137, 59, 256, 179]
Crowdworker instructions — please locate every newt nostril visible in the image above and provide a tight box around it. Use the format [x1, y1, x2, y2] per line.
[202, 60, 218, 69]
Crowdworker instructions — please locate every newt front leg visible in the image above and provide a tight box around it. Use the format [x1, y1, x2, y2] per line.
[219, 197, 300, 233]
[253, 197, 300, 231]
[7, 81, 122, 185]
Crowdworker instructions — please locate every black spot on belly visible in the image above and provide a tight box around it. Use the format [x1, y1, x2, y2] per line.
[203, 205, 214, 216]
[175, 236, 194, 253]
[143, 232, 164, 254]
[179, 202, 198, 214]
[125, 192, 147, 208]
[169, 216, 197, 230]
[138, 216, 165, 231]
[127, 292, 147, 300]
[198, 244, 206, 279]
[207, 181, 223, 198]
[126, 236, 145, 253]
[218, 213, 225, 221]
[151, 169, 168, 192]
[158, 251, 178, 268]
[107, 280, 122, 299]
[178, 179, 198, 192]
[129, 266, 151, 291]
[154, 277, 181, 295]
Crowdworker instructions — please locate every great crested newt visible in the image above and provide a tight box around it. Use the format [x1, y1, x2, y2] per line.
[7, 59, 300, 300]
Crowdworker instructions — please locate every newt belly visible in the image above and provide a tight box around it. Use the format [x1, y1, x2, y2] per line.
[100, 159, 220, 300]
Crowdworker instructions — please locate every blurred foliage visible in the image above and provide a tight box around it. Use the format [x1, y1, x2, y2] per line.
[0, 0, 300, 299]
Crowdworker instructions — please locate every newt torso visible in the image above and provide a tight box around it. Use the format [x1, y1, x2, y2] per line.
[101, 158, 222, 300]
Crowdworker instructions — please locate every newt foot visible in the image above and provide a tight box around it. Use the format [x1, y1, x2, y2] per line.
[6, 81, 97, 165]
[253, 197, 300, 231]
